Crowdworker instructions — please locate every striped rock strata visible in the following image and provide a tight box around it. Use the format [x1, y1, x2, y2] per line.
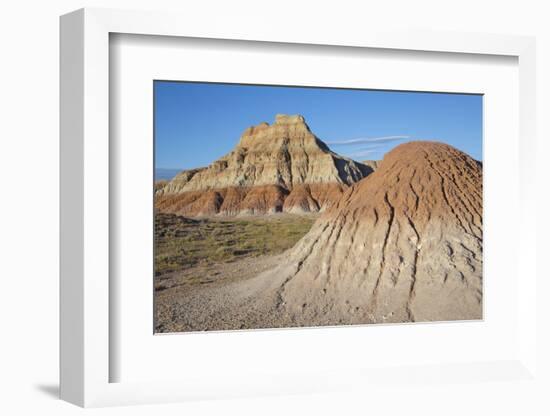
[155, 114, 373, 216]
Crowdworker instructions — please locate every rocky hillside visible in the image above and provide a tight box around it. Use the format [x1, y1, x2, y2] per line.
[155, 141, 483, 331]
[155, 114, 373, 216]
[269, 141, 483, 325]
[362, 160, 380, 171]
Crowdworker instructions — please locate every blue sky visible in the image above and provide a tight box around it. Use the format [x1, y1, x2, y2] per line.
[155, 81, 482, 170]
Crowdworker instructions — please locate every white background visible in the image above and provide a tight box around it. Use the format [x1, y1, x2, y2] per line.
[1, 1, 548, 415]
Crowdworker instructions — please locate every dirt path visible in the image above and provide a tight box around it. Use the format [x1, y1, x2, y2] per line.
[154, 253, 289, 332]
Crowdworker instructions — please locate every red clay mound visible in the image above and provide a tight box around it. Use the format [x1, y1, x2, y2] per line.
[275, 141, 483, 324]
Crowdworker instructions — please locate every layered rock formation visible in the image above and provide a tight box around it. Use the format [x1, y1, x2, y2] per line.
[157, 141, 483, 331]
[362, 159, 380, 171]
[156, 114, 373, 216]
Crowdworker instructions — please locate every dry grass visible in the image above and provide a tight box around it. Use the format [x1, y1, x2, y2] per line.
[155, 213, 315, 276]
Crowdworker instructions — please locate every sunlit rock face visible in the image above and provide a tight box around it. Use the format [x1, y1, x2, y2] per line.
[156, 114, 373, 216]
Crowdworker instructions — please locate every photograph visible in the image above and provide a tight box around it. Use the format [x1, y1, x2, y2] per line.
[153, 81, 483, 333]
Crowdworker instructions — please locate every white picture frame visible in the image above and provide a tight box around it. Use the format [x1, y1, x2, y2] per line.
[60, 7, 538, 408]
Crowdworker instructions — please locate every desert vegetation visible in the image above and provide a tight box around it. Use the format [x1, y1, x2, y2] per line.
[154, 212, 315, 277]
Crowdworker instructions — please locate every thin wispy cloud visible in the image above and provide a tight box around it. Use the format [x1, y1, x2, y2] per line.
[326, 135, 410, 146]
[344, 137, 438, 160]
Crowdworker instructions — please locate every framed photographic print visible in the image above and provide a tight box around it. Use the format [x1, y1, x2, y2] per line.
[60, 8, 538, 408]
[153, 82, 484, 333]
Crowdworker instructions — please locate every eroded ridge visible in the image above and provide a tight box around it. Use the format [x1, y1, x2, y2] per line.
[273, 141, 483, 326]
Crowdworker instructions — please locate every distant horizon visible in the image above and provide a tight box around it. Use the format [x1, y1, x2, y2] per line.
[155, 167, 184, 181]
[155, 81, 483, 170]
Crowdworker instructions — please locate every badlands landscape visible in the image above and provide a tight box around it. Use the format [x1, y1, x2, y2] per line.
[154, 114, 482, 332]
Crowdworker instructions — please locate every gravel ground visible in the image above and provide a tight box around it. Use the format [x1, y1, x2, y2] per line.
[154, 253, 289, 333]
